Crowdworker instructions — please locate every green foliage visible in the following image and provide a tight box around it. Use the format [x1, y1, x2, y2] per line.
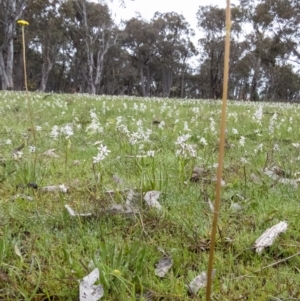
[1, 92, 300, 300]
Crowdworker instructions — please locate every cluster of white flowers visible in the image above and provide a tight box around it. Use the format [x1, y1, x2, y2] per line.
[128, 128, 152, 145]
[191, 107, 200, 115]
[160, 103, 167, 113]
[136, 119, 143, 127]
[252, 106, 263, 125]
[140, 103, 147, 112]
[93, 142, 111, 164]
[116, 116, 123, 126]
[254, 129, 262, 136]
[158, 121, 165, 129]
[60, 124, 74, 139]
[183, 121, 191, 131]
[147, 150, 155, 157]
[50, 125, 59, 139]
[254, 143, 263, 154]
[228, 112, 238, 123]
[232, 128, 239, 135]
[29, 145, 36, 153]
[49, 124, 74, 139]
[175, 134, 197, 158]
[240, 157, 248, 164]
[209, 117, 217, 135]
[86, 110, 103, 134]
[199, 137, 208, 146]
[269, 112, 277, 135]
[175, 134, 191, 145]
[12, 151, 23, 160]
[239, 136, 246, 147]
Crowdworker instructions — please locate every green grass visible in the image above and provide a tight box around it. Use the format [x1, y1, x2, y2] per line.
[1, 91, 300, 300]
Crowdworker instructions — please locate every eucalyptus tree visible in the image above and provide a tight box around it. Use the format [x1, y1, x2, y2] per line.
[249, 0, 300, 63]
[0, 0, 27, 90]
[237, 0, 300, 101]
[152, 12, 196, 97]
[25, 0, 65, 92]
[197, 5, 243, 99]
[123, 17, 159, 97]
[61, 0, 117, 94]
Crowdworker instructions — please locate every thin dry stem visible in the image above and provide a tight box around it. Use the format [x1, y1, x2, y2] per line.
[206, 1, 231, 300]
[22, 26, 28, 93]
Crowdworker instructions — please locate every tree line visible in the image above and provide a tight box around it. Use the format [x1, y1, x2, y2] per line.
[0, 0, 299, 101]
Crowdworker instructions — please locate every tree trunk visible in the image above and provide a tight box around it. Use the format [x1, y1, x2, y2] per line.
[6, 26, 14, 89]
[250, 58, 261, 101]
[39, 59, 53, 92]
[14, 49, 24, 90]
[145, 64, 151, 96]
[87, 51, 96, 94]
[0, 52, 10, 90]
[0, 0, 26, 90]
[162, 67, 172, 97]
[140, 63, 146, 96]
[180, 68, 185, 98]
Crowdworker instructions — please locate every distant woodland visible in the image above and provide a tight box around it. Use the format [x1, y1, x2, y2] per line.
[0, 0, 299, 101]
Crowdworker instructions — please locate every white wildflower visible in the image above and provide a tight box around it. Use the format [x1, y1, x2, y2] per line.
[184, 121, 191, 131]
[147, 150, 155, 157]
[239, 136, 246, 147]
[93, 144, 111, 164]
[13, 151, 23, 160]
[61, 124, 73, 139]
[59, 184, 68, 193]
[254, 143, 263, 153]
[175, 134, 191, 146]
[158, 121, 165, 129]
[50, 125, 59, 139]
[232, 128, 238, 135]
[240, 157, 248, 164]
[200, 137, 208, 146]
[29, 146, 36, 153]
[252, 106, 263, 125]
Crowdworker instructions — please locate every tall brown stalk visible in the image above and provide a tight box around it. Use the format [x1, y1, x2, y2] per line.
[206, 1, 231, 300]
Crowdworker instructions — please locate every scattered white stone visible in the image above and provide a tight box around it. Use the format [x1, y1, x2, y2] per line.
[230, 203, 243, 211]
[43, 149, 59, 158]
[12, 194, 34, 201]
[254, 221, 288, 254]
[143, 191, 162, 210]
[155, 257, 173, 278]
[188, 270, 216, 294]
[65, 204, 92, 217]
[79, 268, 104, 301]
[41, 184, 69, 193]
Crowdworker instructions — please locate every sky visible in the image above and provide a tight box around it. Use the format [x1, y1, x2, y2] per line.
[107, 0, 240, 31]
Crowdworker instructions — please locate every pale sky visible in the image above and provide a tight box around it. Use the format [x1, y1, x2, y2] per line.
[108, 0, 240, 32]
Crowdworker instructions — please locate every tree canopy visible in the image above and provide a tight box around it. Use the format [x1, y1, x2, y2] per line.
[0, 0, 299, 101]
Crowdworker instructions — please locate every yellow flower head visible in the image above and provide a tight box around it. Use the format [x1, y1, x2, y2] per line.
[17, 20, 29, 26]
[112, 269, 121, 276]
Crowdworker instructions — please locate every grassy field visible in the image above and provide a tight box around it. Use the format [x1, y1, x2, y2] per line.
[0, 91, 300, 300]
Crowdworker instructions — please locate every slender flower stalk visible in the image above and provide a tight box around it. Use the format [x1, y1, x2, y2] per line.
[206, 1, 231, 300]
[17, 20, 29, 92]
